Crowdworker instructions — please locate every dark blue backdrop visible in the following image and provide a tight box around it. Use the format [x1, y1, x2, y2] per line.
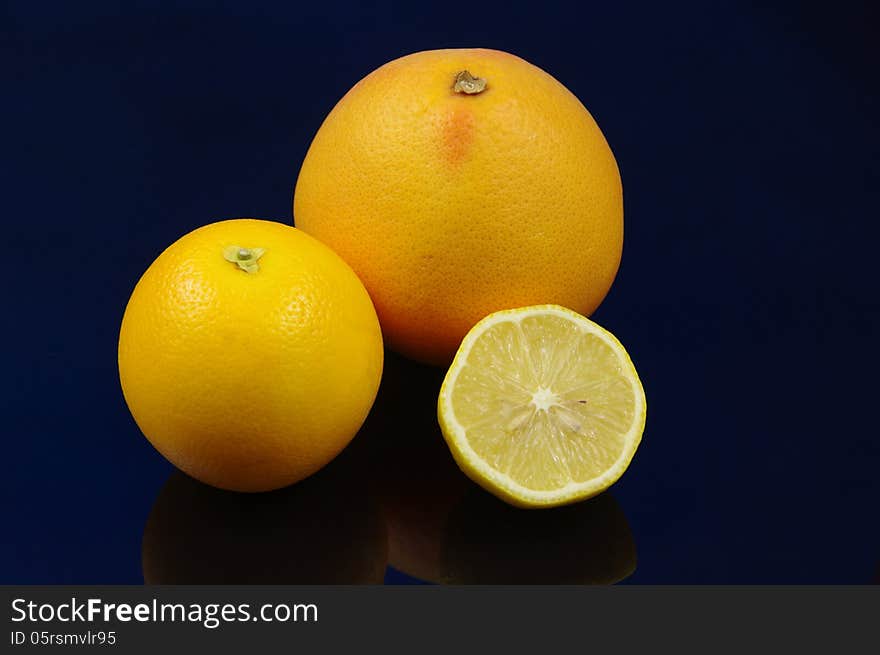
[2, 1, 878, 584]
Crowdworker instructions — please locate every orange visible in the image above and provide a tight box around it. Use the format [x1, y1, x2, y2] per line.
[294, 48, 623, 365]
[118, 219, 383, 492]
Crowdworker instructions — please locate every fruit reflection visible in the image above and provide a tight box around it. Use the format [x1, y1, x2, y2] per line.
[439, 490, 636, 584]
[358, 351, 474, 582]
[362, 351, 637, 584]
[142, 447, 387, 584]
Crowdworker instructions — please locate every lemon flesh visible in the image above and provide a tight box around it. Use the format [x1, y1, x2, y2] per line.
[438, 305, 646, 508]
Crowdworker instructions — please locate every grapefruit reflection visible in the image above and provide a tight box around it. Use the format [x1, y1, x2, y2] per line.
[358, 352, 473, 582]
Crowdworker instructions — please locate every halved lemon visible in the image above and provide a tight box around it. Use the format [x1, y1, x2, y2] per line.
[437, 305, 646, 508]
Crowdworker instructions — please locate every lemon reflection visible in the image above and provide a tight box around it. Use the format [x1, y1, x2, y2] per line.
[361, 351, 637, 585]
[439, 490, 636, 584]
[141, 447, 387, 584]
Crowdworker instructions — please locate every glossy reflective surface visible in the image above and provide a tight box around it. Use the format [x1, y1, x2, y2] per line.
[3, 1, 878, 584]
[139, 354, 638, 585]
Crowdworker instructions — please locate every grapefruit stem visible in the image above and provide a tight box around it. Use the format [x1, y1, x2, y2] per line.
[453, 70, 487, 95]
[222, 245, 266, 273]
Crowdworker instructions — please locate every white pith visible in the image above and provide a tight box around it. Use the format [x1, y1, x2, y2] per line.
[530, 386, 558, 411]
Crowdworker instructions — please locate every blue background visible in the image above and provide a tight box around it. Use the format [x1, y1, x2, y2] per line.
[2, 0, 878, 584]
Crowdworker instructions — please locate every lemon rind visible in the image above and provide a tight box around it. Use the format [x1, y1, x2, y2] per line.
[437, 304, 647, 509]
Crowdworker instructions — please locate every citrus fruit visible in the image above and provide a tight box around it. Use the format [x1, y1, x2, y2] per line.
[294, 48, 623, 365]
[437, 305, 646, 508]
[118, 219, 383, 492]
